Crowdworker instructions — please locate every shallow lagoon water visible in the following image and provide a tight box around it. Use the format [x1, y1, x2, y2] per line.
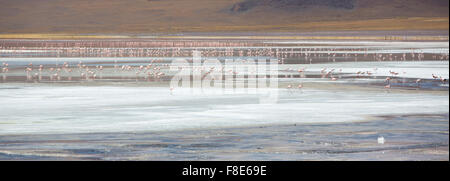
[0, 39, 448, 160]
[0, 84, 448, 135]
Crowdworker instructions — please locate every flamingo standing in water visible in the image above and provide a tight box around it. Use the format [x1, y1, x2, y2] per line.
[67, 68, 73, 81]
[285, 84, 294, 94]
[1, 63, 8, 73]
[385, 77, 391, 89]
[297, 84, 304, 92]
[298, 68, 306, 78]
[2, 63, 9, 81]
[38, 65, 44, 81]
[440, 77, 447, 84]
[416, 79, 421, 88]
[33, 73, 39, 80]
[389, 70, 399, 77]
[25, 67, 32, 81]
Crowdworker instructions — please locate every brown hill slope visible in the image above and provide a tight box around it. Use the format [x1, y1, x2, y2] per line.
[0, 0, 448, 35]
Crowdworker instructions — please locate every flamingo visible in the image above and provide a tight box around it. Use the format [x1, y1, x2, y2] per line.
[1, 63, 8, 73]
[26, 67, 32, 80]
[389, 70, 399, 76]
[385, 77, 391, 88]
[440, 77, 447, 83]
[416, 79, 421, 88]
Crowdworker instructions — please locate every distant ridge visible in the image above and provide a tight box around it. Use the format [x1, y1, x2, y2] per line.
[231, 0, 355, 12]
[0, 0, 448, 34]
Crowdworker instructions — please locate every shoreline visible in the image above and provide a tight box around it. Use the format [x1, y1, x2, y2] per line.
[0, 113, 447, 161]
[0, 112, 447, 137]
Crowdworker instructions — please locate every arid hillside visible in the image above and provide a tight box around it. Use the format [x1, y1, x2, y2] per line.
[0, 0, 448, 35]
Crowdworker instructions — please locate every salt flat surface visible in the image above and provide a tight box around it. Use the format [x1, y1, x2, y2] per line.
[0, 84, 447, 135]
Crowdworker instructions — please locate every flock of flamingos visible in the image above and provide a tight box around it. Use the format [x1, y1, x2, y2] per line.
[0, 45, 449, 91]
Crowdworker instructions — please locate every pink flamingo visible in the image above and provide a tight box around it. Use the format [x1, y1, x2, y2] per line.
[385, 77, 391, 88]
[416, 79, 421, 88]
[440, 77, 447, 83]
